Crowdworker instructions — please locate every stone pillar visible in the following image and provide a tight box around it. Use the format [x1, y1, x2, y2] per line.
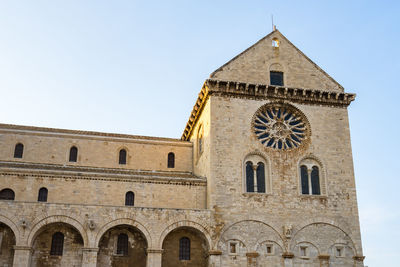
[208, 250, 222, 267]
[13, 246, 32, 267]
[282, 252, 294, 267]
[146, 248, 163, 267]
[246, 252, 259, 267]
[318, 254, 330, 267]
[81, 248, 99, 267]
[353, 255, 365, 267]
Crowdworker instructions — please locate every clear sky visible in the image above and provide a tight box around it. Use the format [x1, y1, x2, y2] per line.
[0, 1, 399, 265]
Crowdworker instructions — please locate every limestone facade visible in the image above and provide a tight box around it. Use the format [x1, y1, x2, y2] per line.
[0, 29, 364, 266]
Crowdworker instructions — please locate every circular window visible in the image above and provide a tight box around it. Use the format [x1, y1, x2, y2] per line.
[253, 103, 309, 150]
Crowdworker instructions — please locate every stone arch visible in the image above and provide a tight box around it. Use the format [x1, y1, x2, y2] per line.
[217, 220, 284, 251]
[28, 215, 88, 247]
[158, 220, 212, 249]
[294, 217, 353, 241]
[0, 214, 20, 244]
[95, 218, 152, 248]
[290, 221, 358, 255]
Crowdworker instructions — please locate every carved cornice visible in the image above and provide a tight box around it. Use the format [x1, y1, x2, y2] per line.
[181, 82, 209, 140]
[181, 78, 355, 140]
[0, 161, 206, 186]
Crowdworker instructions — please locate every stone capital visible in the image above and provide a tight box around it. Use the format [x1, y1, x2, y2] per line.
[147, 248, 163, 254]
[81, 247, 99, 253]
[209, 250, 222, 256]
[246, 252, 259, 258]
[13, 246, 33, 252]
[318, 254, 330, 260]
[282, 252, 294, 258]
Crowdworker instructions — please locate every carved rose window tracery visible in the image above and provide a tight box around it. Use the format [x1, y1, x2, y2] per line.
[253, 104, 309, 150]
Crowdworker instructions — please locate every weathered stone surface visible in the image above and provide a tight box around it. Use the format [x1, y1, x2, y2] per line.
[0, 29, 364, 267]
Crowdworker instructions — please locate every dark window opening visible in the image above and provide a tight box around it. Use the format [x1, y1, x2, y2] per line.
[38, 187, 48, 202]
[300, 165, 309, 194]
[125, 191, 134, 206]
[179, 237, 190, 260]
[270, 71, 284, 86]
[0, 189, 15, 200]
[245, 161, 254, 192]
[311, 166, 321, 195]
[14, 143, 24, 158]
[256, 162, 266, 193]
[117, 233, 129, 256]
[168, 152, 175, 168]
[119, 149, 127, 165]
[50, 232, 64, 256]
[69, 146, 78, 162]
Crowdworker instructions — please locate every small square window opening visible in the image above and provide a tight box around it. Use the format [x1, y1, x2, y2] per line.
[228, 241, 238, 255]
[336, 246, 344, 257]
[300, 246, 308, 257]
[266, 244, 273, 255]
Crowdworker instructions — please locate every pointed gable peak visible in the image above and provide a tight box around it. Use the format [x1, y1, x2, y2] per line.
[210, 29, 344, 92]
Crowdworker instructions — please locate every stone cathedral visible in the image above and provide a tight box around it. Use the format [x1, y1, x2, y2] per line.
[0, 29, 365, 267]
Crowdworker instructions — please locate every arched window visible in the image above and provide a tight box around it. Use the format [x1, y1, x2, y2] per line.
[14, 143, 24, 158]
[245, 161, 254, 192]
[168, 152, 175, 168]
[38, 187, 48, 202]
[197, 125, 204, 156]
[119, 149, 127, 165]
[117, 233, 129, 256]
[311, 166, 320, 195]
[50, 232, 64, 255]
[179, 237, 190, 260]
[256, 162, 266, 193]
[244, 154, 270, 193]
[270, 71, 284, 86]
[125, 191, 134, 206]
[300, 165, 309, 194]
[69, 146, 78, 162]
[0, 189, 15, 200]
[299, 158, 324, 195]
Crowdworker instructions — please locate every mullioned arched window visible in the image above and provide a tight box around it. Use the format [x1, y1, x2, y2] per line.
[299, 157, 325, 195]
[244, 154, 270, 193]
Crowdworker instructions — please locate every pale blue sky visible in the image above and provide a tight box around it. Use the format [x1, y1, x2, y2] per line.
[0, 1, 399, 266]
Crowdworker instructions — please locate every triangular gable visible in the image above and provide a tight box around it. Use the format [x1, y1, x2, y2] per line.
[210, 29, 344, 92]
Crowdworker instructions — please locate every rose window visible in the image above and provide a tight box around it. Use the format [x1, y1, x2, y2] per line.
[253, 104, 309, 150]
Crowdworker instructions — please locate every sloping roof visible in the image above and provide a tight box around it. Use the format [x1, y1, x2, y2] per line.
[210, 29, 344, 90]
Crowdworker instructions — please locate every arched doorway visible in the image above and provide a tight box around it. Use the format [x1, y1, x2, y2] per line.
[162, 226, 209, 267]
[97, 224, 148, 267]
[0, 222, 16, 266]
[30, 222, 84, 267]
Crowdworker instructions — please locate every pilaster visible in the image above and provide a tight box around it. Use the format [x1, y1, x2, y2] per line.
[146, 248, 163, 267]
[318, 254, 330, 267]
[208, 250, 222, 267]
[13, 246, 32, 267]
[282, 252, 294, 267]
[81, 248, 99, 267]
